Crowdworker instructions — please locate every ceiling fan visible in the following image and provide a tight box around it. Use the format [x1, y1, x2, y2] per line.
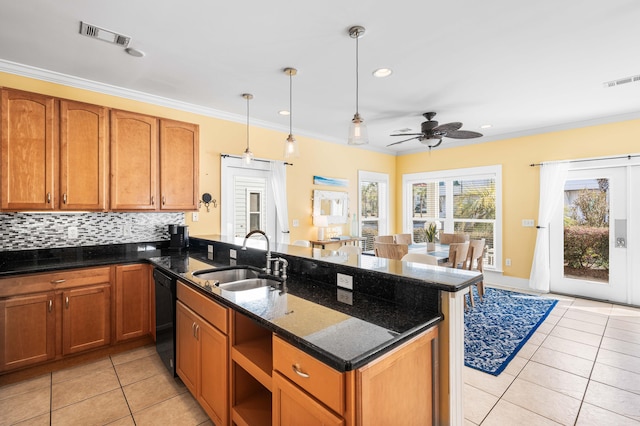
[387, 112, 483, 148]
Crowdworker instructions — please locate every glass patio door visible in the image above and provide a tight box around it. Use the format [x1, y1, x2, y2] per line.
[549, 166, 629, 303]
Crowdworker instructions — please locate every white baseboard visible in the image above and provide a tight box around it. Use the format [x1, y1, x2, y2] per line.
[483, 270, 534, 292]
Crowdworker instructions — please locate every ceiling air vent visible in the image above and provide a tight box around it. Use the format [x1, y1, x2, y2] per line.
[79, 22, 131, 47]
[603, 74, 640, 88]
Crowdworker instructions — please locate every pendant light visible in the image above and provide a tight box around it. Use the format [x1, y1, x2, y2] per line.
[241, 93, 254, 165]
[283, 67, 299, 158]
[347, 25, 369, 145]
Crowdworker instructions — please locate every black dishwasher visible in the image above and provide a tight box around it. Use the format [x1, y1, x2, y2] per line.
[153, 268, 177, 376]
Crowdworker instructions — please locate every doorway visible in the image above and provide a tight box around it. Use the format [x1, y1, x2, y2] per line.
[221, 157, 277, 241]
[550, 159, 639, 305]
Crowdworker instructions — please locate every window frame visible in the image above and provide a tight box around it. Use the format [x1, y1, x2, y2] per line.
[402, 165, 502, 270]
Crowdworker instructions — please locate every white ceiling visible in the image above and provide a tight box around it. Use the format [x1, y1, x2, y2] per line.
[1, 0, 639, 154]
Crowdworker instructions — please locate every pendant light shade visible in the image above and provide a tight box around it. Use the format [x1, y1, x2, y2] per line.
[283, 67, 299, 158]
[241, 93, 254, 165]
[347, 25, 369, 145]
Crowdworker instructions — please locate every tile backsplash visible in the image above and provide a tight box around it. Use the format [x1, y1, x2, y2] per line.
[0, 212, 184, 251]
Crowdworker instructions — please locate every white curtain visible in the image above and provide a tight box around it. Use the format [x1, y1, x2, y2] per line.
[529, 161, 570, 292]
[270, 161, 290, 244]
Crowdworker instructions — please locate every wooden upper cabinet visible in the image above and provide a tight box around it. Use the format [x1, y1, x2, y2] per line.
[59, 100, 108, 210]
[110, 110, 158, 210]
[0, 89, 57, 210]
[160, 119, 199, 210]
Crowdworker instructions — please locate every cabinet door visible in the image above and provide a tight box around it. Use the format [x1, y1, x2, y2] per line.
[176, 301, 198, 395]
[198, 317, 228, 426]
[110, 110, 158, 210]
[273, 372, 344, 426]
[61, 284, 111, 355]
[0, 89, 56, 210]
[59, 100, 108, 210]
[0, 293, 56, 372]
[115, 264, 150, 342]
[159, 119, 199, 210]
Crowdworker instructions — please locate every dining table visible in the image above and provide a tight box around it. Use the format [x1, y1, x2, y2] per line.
[362, 243, 450, 263]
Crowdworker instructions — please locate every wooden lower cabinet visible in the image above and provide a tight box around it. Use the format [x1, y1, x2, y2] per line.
[114, 264, 150, 342]
[61, 284, 111, 355]
[176, 283, 228, 426]
[273, 371, 344, 426]
[0, 292, 56, 372]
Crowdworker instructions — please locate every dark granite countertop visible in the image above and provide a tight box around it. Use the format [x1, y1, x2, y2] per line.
[149, 254, 441, 371]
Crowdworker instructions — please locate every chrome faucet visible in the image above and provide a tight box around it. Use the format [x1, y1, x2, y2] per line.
[242, 230, 272, 274]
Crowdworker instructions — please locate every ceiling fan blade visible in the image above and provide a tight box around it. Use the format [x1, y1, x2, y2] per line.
[390, 133, 423, 137]
[387, 136, 420, 147]
[433, 122, 462, 133]
[445, 130, 483, 139]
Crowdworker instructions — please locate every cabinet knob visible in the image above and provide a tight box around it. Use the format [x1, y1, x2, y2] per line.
[162, 196, 166, 205]
[46, 192, 51, 203]
[292, 363, 310, 378]
[63, 193, 67, 204]
[151, 196, 155, 205]
[48, 300, 53, 313]
[65, 296, 69, 309]
[192, 322, 197, 338]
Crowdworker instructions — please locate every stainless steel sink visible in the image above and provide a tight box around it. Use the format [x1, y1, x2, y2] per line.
[218, 277, 281, 292]
[192, 266, 261, 283]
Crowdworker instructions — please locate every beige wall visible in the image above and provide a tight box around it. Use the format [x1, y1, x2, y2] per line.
[0, 72, 396, 243]
[4, 71, 639, 281]
[396, 119, 640, 279]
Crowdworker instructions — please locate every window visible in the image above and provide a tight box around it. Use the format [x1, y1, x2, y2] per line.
[358, 171, 389, 251]
[403, 166, 502, 269]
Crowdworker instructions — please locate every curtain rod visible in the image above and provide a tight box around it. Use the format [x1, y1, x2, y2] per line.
[220, 154, 293, 166]
[530, 154, 638, 167]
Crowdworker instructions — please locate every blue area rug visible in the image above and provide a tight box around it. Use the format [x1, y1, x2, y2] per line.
[464, 287, 558, 376]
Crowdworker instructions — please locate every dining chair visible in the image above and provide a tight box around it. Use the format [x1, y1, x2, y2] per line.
[401, 252, 438, 265]
[393, 233, 412, 245]
[465, 239, 486, 307]
[373, 242, 409, 260]
[442, 241, 470, 269]
[338, 245, 361, 255]
[374, 235, 395, 243]
[439, 232, 469, 244]
[292, 240, 311, 247]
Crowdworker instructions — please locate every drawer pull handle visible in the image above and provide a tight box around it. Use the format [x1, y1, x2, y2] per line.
[65, 296, 69, 309]
[292, 364, 310, 378]
[48, 300, 53, 312]
[51, 279, 66, 284]
[192, 322, 197, 338]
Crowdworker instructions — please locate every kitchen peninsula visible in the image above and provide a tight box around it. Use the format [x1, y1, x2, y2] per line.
[161, 234, 481, 425]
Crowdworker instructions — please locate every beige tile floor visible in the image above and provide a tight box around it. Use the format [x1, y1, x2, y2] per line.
[465, 288, 640, 425]
[0, 345, 212, 426]
[2, 288, 640, 425]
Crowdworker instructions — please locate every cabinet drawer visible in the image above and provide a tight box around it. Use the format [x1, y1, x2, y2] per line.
[177, 281, 227, 334]
[273, 335, 345, 415]
[0, 267, 111, 297]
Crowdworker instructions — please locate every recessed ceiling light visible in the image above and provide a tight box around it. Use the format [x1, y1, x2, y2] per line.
[480, 124, 492, 129]
[373, 68, 392, 78]
[278, 110, 290, 116]
[125, 47, 145, 57]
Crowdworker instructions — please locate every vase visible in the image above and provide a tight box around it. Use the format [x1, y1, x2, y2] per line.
[427, 242, 436, 252]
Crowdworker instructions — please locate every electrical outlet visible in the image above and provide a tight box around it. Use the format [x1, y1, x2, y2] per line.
[67, 226, 78, 239]
[208, 245, 214, 253]
[292, 219, 299, 227]
[230, 249, 237, 259]
[337, 273, 353, 290]
[522, 219, 535, 227]
[505, 258, 512, 266]
[123, 224, 132, 236]
[337, 288, 353, 305]
[192, 212, 199, 222]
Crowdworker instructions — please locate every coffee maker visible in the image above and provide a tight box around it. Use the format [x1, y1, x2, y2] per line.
[168, 224, 189, 250]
